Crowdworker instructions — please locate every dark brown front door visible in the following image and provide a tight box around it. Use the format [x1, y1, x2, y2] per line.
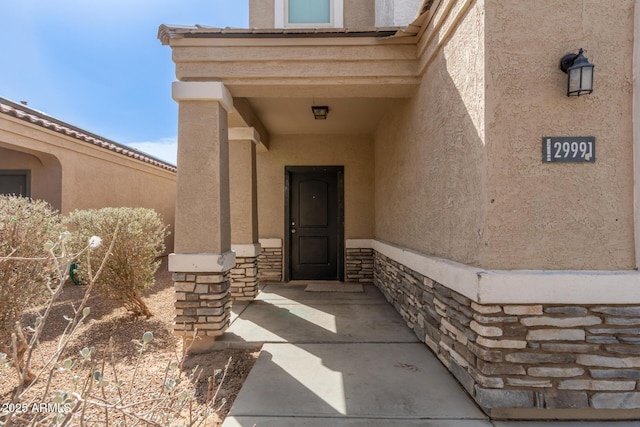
[286, 166, 344, 281]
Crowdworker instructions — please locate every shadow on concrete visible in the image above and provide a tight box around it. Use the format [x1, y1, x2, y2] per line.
[220, 283, 488, 425]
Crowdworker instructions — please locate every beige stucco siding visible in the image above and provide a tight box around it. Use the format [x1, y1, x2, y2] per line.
[174, 101, 229, 254]
[375, 0, 635, 270]
[344, 0, 376, 27]
[0, 115, 176, 252]
[374, 0, 487, 266]
[483, 0, 635, 270]
[249, 0, 275, 28]
[230, 139, 259, 243]
[256, 134, 374, 240]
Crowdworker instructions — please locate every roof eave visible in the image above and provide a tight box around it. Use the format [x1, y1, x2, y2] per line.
[158, 0, 437, 46]
[0, 97, 176, 173]
[158, 24, 406, 45]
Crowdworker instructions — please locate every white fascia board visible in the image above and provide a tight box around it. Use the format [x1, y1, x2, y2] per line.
[477, 270, 640, 305]
[172, 81, 234, 113]
[231, 243, 262, 257]
[372, 240, 482, 301]
[370, 240, 640, 305]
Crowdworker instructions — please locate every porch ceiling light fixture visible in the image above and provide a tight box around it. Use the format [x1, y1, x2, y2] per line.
[560, 48, 594, 96]
[311, 106, 329, 120]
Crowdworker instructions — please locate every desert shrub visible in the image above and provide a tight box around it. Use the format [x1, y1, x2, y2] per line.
[0, 224, 228, 427]
[0, 196, 64, 355]
[66, 207, 168, 317]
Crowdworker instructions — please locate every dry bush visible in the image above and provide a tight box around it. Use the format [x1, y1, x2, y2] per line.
[0, 228, 229, 427]
[66, 208, 168, 318]
[0, 196, 64, 369]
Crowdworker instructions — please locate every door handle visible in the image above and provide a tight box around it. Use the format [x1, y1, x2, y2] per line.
[291, 229, 297, 234]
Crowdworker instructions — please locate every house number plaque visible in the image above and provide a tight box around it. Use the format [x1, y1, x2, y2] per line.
[543, 137, 595, 163]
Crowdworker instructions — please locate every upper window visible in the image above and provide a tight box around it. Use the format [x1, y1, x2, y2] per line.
[288, 0, 330, 24]
[275, 0, 343, 28]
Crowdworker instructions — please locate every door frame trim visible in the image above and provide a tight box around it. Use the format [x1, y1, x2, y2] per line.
[284, 166, 344, 282]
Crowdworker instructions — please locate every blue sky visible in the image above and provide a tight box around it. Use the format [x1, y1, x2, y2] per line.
[0, 0, 248, 165]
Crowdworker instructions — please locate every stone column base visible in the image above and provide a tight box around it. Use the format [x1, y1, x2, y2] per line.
[173, 271, 231, 338]
[258, 238, 283, 282]
[231, 243, 261, 300]
[169, 252, 235, 353]
[231, 255, 259, 300]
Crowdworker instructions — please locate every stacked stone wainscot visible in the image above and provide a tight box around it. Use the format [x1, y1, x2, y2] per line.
[172, 271, 231, 337]
[258, 238, 283, 282]
[346, 247, 374, 283]
[230, 255, 259, 299]
[374, 251, 640, 417]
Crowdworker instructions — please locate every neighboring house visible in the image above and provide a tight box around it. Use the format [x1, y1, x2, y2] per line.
[0, 97, 177, 252]
[159, 0, 640, 418]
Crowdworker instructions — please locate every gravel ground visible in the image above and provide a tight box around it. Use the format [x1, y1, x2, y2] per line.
[0, 258, 260, 426]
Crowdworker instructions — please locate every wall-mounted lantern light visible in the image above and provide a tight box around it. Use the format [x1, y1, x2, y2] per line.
[560, 48, 594, 97]
[311, 106, 329, 120]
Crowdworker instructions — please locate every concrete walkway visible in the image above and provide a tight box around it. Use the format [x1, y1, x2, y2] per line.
[220, 284, 637, 427]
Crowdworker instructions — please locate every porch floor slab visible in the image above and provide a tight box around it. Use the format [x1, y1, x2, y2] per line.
[222, 284, 632, 426]
[222, 283, 488, 426]
[222, 284, 417, 344]
[225, 342, 487, 421]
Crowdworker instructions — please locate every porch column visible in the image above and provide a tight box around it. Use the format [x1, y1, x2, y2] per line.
[229, 127, 261, 300]
[168, 81, 235, 350]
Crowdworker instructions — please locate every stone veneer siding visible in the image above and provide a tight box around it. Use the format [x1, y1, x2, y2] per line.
[230, 255, 259, 300]
[346, 248, 374, 283]
[258, 246, 283, 282]
[374, 252, 640, 415]
[172, 271, 231, 337]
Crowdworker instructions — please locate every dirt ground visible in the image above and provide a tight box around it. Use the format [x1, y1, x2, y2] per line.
[0, 258, 261, 426]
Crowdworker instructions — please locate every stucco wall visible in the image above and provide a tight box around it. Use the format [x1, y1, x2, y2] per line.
[249, 0, 275, 28]
[344, 0, 375, 27]
[483, 0, 635, 270]
[0, 116, 177, 253]
[375, 0, 635, 270]
[230, 140, 259, 243]
[374, 0, 487, 266]
[256, 134, 374, 241]
[174, 101, 229, 254]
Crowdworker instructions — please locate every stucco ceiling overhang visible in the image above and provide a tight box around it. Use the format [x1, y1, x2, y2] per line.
[157, 0, 440, 137]
[159, 25, 422, 136]
[159, 26, 420, 97]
